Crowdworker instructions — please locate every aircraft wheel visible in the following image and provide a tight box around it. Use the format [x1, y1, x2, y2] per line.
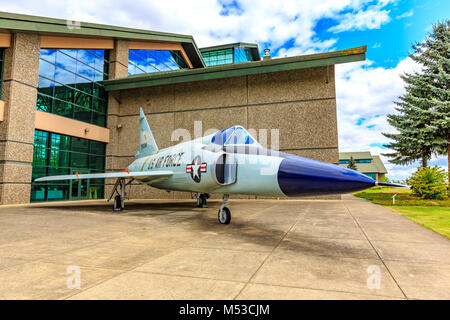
[113, 195, 122, 211]
[196, 194, 209, 208]
[218, 207, 231, 224]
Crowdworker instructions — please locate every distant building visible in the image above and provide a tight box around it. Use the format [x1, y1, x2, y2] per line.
[339, 152, 387, 181]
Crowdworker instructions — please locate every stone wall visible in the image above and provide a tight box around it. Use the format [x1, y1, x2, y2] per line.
[106, 66, 339, 200]
[0, 33, 40, 204]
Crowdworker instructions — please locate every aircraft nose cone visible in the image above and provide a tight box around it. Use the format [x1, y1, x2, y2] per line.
[277, 155, 376, 197]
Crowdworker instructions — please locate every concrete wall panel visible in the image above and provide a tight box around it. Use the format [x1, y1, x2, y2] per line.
[172, 76, 247, 111]
[247, 99, 338, 151]
[248, 66, 335, 105]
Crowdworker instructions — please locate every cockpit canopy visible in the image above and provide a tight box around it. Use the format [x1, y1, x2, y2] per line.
[211, 126, 259, 146]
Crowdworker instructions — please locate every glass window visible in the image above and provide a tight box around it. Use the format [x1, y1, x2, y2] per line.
[37, 49, 109, 127]
[357, 159, 372, 163]
[201, 48, 233, 67]
[365, 173, 376, 180]
[234, 47, 253, 63]
[128, 50, 188, 75]
[0, 48, 4, 99]
[339, 160, 350, 164]
[31, 130, 106, 202]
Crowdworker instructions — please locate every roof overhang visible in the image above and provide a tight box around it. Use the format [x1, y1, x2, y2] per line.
[0, 11, 205, 68]
[104, 46, 366, 91]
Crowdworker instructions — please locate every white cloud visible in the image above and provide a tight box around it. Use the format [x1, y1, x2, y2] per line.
[396, 9, 413, 19]
[371, 42, 381, 48]
[0, 0, 394, 54]
[335, 57, 447, 180]
[328, 3, 392, 33]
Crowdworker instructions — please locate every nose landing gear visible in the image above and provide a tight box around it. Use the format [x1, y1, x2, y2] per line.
[218, 194, 231, 224]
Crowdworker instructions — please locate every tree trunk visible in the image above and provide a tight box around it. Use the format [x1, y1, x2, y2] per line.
[422, 158, 428, 167]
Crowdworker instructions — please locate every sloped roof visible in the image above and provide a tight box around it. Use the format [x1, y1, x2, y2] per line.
[104, 46, 366, 91]
[339, 151, 372, 160]
[372, 155, 388, 174]
[339, 152, 388, 174]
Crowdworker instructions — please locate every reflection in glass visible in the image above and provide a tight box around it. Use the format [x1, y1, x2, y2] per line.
[201, 47, 254, 67]
[37, 49, 109, 127]
[202, 48, 233, 67]
[31, 130, 106, 202]
[128, 50, 188, 75]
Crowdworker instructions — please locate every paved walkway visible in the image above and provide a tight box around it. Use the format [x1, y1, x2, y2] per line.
[0, 195, 448, 299]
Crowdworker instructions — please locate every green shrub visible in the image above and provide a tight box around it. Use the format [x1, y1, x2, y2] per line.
[408, 166, 448, 200]
[379, 176, 390, 183]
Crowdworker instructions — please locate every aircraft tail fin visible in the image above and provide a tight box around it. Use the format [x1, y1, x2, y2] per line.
[135, 108, 158, 159]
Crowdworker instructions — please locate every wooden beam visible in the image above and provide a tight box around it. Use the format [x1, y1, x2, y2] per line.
[35, 111, 110, 143]
[0, 100, 4, 121]
[179, 47, 193, 69]
[0, 33, 11, 47]
[40, 35, 114, 49]
[129, 40, 182, 51]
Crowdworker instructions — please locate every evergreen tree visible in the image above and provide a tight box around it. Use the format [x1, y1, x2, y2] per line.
[347, 156, 357, 170]
[383, 20, 449, 171]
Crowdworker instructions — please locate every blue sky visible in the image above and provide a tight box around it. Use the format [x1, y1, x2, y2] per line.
[316, 0, 449, 68]
[0, 0, 447, 180]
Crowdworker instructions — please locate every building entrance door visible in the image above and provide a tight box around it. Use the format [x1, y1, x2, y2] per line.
[69, 171, 90, 200]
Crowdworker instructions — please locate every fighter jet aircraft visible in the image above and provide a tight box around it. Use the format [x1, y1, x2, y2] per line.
[35, 108, 406, 224]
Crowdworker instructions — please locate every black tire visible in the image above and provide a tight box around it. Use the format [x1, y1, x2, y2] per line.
[218, 207, 231, 224]
[201, 195, 208, 208]
[114, 195, 122, 211]
[196, 194, 208, 208]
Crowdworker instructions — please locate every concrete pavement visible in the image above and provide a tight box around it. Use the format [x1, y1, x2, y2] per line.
[0, 195, 449, 299]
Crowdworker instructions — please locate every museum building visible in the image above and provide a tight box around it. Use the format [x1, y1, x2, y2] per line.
[0, 11, 366, 204]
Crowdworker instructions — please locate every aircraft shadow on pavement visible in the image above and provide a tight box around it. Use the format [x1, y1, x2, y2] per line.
[31, 201, 368, 258]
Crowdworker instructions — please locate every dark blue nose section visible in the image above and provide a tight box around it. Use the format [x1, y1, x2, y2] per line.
[277, 155, 376, 196]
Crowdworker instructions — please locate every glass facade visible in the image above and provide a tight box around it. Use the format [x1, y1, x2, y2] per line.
[201, 47, 254, 67]
[37, 49, 110, 127]
[234, 47, 254, 63]
[31, 130, 106, 202]
[202, 48, 233, 66]
[0, 48, 4, 99]
[339, 159, 372, 164]
[365, 173, 376, 180]
[128, 50, 188, 75]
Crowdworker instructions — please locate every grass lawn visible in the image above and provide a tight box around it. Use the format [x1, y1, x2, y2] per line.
[389, 206, 450, 239]
[354, 187, 450, 239]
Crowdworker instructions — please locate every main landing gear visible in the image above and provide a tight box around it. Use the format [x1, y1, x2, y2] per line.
[218, 194, 231, 225]
[195, 193, 210, 208]
[108, 177, 133, 211]
[195, 193, 231, 224]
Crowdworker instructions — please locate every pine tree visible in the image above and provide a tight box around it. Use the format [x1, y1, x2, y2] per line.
[383, 20, 449, 171]
[347, 156, 357, 170]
